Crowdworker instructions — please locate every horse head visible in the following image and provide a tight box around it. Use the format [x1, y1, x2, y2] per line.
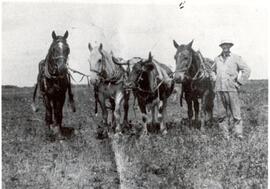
[173, 40, 196, 83]
[125, 52, 156, 92]
[47, 30, 70, 77]
[88, 43, 119, 84]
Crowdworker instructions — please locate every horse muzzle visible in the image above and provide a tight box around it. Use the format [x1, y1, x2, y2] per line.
[124, 81, 135, 89]
[57, 63, 68, 75]
[174, 72, 186, 83]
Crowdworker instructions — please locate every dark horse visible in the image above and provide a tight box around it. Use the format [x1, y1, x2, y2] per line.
[32, 31, 76, 136]
[173, 40, 215, 129]
[115, 52, 174, 135]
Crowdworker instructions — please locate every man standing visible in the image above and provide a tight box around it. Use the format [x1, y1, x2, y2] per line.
[213, 40, 251, 139]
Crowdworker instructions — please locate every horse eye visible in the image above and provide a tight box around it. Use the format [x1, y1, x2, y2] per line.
[98, 59, 102, 62]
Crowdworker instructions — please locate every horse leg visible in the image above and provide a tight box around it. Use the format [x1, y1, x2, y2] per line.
[114, 92, 124, 133]
[53, 95, 66, 136]
[43, 96, 53, 133]
[193, 98, 200, 129]
[185, 95, 193, 127]
[159, 98, 168, 135]
[206, 92, 215, 127]
[109, 98, 116, 129]
[31, 83, 39, 112]
[201, 95, 207, 131]
[99, 95, 108, 126]
[149, 99, 159, 133]
[67, 75, 76, 112]
[123, 91, 130, 126]
[138, 100, 148, 135]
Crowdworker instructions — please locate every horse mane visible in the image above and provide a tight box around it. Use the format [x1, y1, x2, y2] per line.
[190, 49, 214, 78]
[99, 48, 124, 80]
[189, 48, 201, 77]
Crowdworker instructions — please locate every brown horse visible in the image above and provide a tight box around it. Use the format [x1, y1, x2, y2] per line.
[32, 31, 76, 137]
[173, 40, 215, 129]
[115, 52, 174, 135]
[88, 43, 130, 133]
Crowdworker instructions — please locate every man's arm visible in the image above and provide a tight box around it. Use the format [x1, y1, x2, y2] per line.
[209, 58, 217, 81]
[236, 56, 251, 85]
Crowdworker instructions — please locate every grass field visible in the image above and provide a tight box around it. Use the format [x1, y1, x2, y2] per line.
[2, 80, 268, 189]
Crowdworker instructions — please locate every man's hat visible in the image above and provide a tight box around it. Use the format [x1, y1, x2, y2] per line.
[219, 40, 234, 47]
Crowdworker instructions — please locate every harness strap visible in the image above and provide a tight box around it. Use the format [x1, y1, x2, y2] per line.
[44, 61, 54, 79]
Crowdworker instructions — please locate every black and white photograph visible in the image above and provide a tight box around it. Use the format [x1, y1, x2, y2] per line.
[1, 0, 268, 188]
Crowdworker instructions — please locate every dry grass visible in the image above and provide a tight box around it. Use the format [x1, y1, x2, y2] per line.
[2, 86, 119, 189]
[112, 80, 268, 189]
[2, 80, 268, 189]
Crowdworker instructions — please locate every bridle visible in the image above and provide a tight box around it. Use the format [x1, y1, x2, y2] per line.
[89, 54, 107, 80]
[131, 62, 164, 95]
[174, 50, 205, 82]
[51, 55, 68, 61]
[174, 51, 194, 80]
[44, 40, 69, 80]
[174, 49, 209, 92]
[89, 52, 124, 85]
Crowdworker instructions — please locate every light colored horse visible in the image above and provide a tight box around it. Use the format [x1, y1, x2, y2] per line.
[88, 43, 129, 133]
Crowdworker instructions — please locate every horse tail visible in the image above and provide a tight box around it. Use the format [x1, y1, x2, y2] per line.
[31, 82, 39, 112]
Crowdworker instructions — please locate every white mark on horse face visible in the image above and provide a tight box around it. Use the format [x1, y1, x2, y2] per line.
[54, 41, 64, 55]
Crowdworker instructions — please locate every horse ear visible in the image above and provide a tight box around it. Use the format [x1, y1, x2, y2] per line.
[52, 31, 57, 40]
[187, 40, 194, 48]
[173, 40, 179, 49]
[99, 43, 103, 52]
[143, 62, 155, 71]
[64, 30, 69, 39]
[88, 43, 93, 52]
[148, 52, 153, 62]
[110, 50, 114, 56]
[112, 56, 119, 64]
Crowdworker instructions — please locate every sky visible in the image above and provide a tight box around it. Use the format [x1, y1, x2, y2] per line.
[1, 0, 269, 86]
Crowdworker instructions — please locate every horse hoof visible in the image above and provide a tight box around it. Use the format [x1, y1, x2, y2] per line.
[31, 103, 39, 112]
[70, 102, 76, 112]
[50, 125, 60, 135]
[200, 126, 205, 132]
[161, 129, 168, 135]
[96, 128, 108, 140]
[55, 133, 65, 141]
[142, 129, 149, 136]
[61, 127, 75, 137]
[115, 126, 122, 133]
